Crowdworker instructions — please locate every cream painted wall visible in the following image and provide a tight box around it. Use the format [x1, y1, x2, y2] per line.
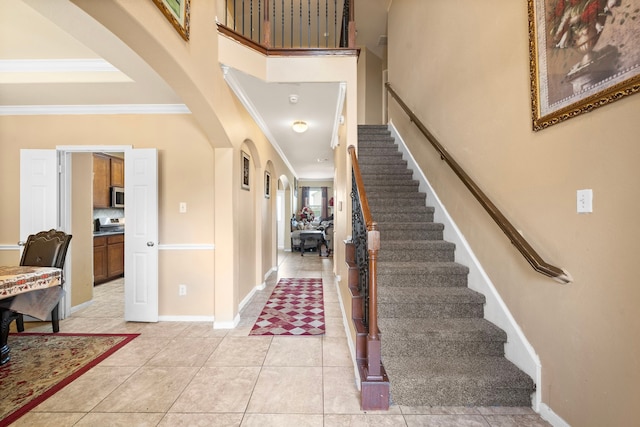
[0, 114, 216, 317]
[357, 48, 383, 125]
[70, 153, 93, 306]
[388, 1, 640, 426]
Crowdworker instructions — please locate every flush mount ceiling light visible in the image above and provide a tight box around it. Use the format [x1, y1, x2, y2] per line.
[292, 120, 308, 133]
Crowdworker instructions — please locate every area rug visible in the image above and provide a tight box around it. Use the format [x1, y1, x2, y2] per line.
[0, 333, 138, 426]
[250, 278, 325, 335]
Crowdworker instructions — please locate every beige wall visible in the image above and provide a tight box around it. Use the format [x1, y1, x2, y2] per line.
[0, 114, 217, 317]
[357, 48, 384, 125]
[388, 1, 640, 426]
[70, 153, 94, 306]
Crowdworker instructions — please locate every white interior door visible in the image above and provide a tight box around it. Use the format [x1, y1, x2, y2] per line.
[20, 149, 58, 240]
[19, 149, 65, 319]
[124, 148, 159, 322]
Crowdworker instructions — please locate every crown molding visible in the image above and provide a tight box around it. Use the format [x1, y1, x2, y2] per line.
[0, 104, 191, 116]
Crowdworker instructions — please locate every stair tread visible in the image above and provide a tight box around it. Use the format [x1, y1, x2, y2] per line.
[379, 318, 507, 341]
[383, 356, 534, 388]
[378, 286, 484, 303]
[378, 261, 468, 272]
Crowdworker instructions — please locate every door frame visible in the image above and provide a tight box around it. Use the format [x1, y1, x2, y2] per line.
[56, 145, 159, 320]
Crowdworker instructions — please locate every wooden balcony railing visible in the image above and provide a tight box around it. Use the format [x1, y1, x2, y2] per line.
[386, 83, 572, 284]
[222, 0, 355, 49]
[347, 145, 389, 410]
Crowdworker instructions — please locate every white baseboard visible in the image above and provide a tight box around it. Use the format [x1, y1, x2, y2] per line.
[214, 313, 240, 329]
[70, 299, 93, 314]
[158, 315, 215, 322]
[335, 274, 360, 390]
[539, 403, 571, 427]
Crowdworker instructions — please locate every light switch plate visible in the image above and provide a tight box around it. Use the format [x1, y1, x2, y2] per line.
[577, 189, 593, 213]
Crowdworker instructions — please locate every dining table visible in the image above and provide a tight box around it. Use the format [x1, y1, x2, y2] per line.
[0, 266, 62, 365]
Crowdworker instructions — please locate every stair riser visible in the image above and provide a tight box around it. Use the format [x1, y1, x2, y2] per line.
[381, 340, 505, 358]
[389, 385, 533, 407]
[379, 229, 443, 240]
[378, 273, 468, 288]
[369, 198, 426, 208]
[360, 159, 407, 168]
[366, 186, 420, 194]
[378, 303, 484, 319]
[370, 206, 434, 216]
[358, 147, 400, 154]
[360, 164, 411, 174]
[379, 249, 453, 262]
[374, 214, 436, 223]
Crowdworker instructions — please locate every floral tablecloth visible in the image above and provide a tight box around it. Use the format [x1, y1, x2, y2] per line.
[0, 266, 61, 300]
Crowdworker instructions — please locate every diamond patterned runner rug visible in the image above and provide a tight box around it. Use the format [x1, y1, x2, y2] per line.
[250, 278, 325, 336]
[0, 333, 138, 426]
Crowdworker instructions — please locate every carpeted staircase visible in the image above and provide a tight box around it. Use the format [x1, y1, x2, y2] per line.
[357, 124, 535, 407]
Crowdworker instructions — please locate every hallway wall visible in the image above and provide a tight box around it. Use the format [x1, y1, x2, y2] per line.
[387, 1, 640, 426]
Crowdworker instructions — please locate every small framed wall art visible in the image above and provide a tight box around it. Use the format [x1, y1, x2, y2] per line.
[241, 151, 250, 190]
[152, 0, 191, 41]
[264, 171, 271, 198]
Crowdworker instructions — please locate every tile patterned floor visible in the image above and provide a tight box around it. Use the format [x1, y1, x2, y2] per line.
[10, 251, 552, 426]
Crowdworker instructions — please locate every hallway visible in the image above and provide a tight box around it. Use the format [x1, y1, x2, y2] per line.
[12, 251, 550, 426]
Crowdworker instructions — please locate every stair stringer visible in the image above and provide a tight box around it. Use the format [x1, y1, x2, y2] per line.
[388, 120, 542, 411]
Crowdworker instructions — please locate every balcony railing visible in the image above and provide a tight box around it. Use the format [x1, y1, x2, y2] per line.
[222, 0, 355, 49]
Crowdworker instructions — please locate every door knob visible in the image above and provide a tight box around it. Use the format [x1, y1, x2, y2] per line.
[17, 241, 25, 246]
[147, 241, 155, 247]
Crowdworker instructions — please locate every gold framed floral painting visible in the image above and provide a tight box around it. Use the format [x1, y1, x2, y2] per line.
[528, 0, 640, 130]
[152, 0, 190, 41]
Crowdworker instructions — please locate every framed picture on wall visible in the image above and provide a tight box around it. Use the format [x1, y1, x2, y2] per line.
[264, 171, 271, 198]
[152, 0, 191, 41]
[528, 0, 640, 130]
[241, 151, 250, 190]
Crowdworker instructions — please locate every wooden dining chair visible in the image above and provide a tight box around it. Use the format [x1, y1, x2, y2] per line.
[16, 229, 72, 333]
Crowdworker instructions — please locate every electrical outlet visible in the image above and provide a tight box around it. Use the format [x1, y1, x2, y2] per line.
[179, 284, 187, 296]
[179, 202, 187, 213]
[577, 189, 593, 213]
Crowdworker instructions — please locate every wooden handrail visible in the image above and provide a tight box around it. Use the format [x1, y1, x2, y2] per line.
[386, 83, 572, 284]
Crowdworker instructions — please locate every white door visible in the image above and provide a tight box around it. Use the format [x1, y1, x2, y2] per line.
[20, 150, 59, 240]
[124, 148, 159, 322]
[19, 149, 64, 319]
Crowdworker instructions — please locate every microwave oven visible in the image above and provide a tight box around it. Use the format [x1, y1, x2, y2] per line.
[111, 186, 125, 208]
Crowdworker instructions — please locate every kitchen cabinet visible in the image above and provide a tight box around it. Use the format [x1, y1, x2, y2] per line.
[93, 154, 111, 208]
[93, 154, 124, 208]
[110, 157, 124, 188]
[93, 234, 124, 284]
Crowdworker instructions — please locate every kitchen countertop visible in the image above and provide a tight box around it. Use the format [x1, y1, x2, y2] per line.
[94, 230, 124, 237]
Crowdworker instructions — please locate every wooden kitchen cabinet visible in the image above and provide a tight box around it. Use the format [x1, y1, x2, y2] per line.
[110, 157, 124, 188]
[93, 236, 108, 283]
[93, 154, 124, 208]
[107, 234, 124, 277]
[93, 154, 111, 208]
[93, 234, 124, 285]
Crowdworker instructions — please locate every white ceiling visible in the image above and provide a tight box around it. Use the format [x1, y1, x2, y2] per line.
[0, 0, 389, 180]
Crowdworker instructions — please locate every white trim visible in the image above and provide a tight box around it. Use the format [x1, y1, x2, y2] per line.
[0, 104, 190, 116]
[70, 299, 93, 314]
[264, 266, 277, 282]
[335, 274, 360, 390]
[214, 313, 241, 329]
[239, 286, 259, 312]
[221, 65, 298, 177]
[330, 83, 347, 149]
[389, 121, 541, 406]
[539, 403, 571, 427]
[159, 315, 216, 322]
[0, 59, 119, 73]
[0, 245, 19, 251]
[157, 243, 215, 251]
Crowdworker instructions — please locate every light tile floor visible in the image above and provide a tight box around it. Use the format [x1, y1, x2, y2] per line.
[11, 251, 552, 426]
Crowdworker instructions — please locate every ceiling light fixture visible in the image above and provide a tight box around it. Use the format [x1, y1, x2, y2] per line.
[292, 120, 308, 133]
